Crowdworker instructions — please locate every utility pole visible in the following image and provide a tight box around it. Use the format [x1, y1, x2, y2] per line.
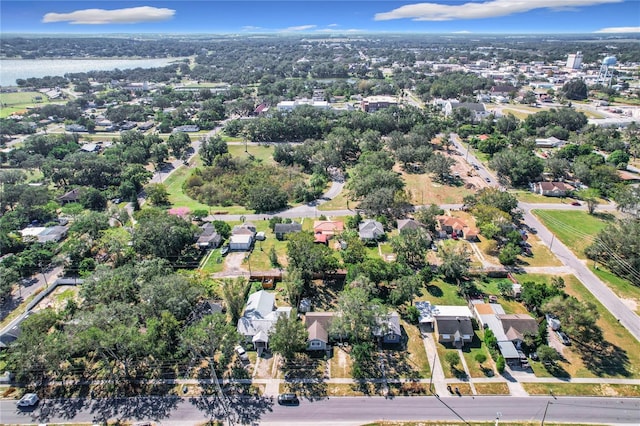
[541, 400, 551, 425]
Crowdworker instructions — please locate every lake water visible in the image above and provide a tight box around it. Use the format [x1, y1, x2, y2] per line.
[0, 58, 180, 86]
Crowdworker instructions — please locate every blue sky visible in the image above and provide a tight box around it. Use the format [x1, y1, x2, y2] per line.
[1, 1, 639, 34]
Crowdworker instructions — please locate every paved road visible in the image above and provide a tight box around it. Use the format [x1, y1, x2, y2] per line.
[3, 396, 638, 425]
[522, 207, 640, 341]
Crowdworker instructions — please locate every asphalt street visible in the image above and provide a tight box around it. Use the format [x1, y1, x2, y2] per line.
[2, 396, 639, 425]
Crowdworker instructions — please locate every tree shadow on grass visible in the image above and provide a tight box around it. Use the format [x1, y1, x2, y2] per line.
[426, 285, 443, 298]
[578, 340, 631, 378]
[282, 353, 328, 401]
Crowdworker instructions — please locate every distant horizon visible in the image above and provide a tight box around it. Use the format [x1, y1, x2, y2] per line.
[1, 1, 639, 35]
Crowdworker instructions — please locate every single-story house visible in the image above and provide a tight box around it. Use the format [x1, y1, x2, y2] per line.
[535, 137, 567, 149]
[313, 220, 344, 237]
[65, 124, 87, 132]
[358, 219, 384, 241]
[498, 314, 539, 347]
[314, 232, 329, 245]
[490, 85, 517, 97]
[274, 222, 302, 240]
[533, 181, 574, 197]
[237, 290, 292, 354]
[304, 312, 335, 351]
[229, 234, 252, 251]
[434, 316, 474, 348]
[416, 301, 473, 328]
[172, 125, 200, 133]
[196, 223, 222, 249]
[397, 218, 423, 234]
[233, 222, 257, 237]
[80, 143, 100, 153]
[20, 225, 68, 243]
[57, 188, 82, 205]
[443, 101, 489, 122]
[437, 216, 479, 241]
[373, 311, 402, 345]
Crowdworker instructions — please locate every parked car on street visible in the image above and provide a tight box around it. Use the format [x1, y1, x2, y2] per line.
[277, 393, 299, 406]
[16, 393, 39, 408]
[571, 201, 581, 206]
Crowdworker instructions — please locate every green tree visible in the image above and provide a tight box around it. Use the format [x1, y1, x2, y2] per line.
[474, 352, 487, 366]
[330, 287, 381, 344]
[80, 187, 107, 211]
[414, 204, 444, 232]
[269, 312, 308, 361]
[199, 135, 228, 166]
[132, 208, 195, 260]
[576, 188, 600, 214]
[221, 277, 249, 324]
[562, 78, 588, 100]
[497, 281, 513, 297]
[426, 153, 456, 182]
[499, 243, 521, 266]
[282, 268, 304, 307]
[167, 132, 191, 160]
[496, 355, 506, 373]
[438, 245, 471, 284]
[390, 228, 431, 270]
[145, 183, 170, 206]
[286, 232, 339, 283]
[445, 351, 461, 373]
[537, 344, 559, 365]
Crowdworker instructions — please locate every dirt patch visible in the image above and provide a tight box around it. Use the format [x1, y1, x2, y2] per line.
[621, 297, 638, 312]
[221, 252, 249, 275]
[253, 353, 277, 379]
[32, 285, 79, 312]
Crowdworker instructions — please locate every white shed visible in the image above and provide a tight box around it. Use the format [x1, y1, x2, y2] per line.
[229, 234, 253, 251]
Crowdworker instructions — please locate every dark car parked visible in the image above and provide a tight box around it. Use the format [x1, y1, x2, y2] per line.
[277, 393, 299, 406]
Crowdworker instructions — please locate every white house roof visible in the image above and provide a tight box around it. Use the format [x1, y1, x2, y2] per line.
[415, 302, 472, 324]
[244, 290, 275, 319]
[230, 234, 252, 245]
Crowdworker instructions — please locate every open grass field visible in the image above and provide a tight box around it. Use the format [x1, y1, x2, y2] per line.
[400, 167, 474, 205]
[522, 383, 640, 397]
[589, 266, 640, 315]
[511, 190, 565, 204]
[518, 232, 563, 267]
[532, 209, 611, 258]
[415, 278, 467, 307]
[0, 91, 49, 106]
[227, 143, 276, 165]
[317, 187, 350, 211]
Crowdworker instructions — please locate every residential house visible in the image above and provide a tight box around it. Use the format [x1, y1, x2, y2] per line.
[196, 223, 222, 249]
[434, 316, 474, 348]
[443, 101, 489, 122]
[57, 188, 82, 205]
[138, 121, 155, 131]
[313, 221, 344, 239]
[533, 181, 573, 197]
[173, 125, 200, 133]
[236, 290, 292, 355]
[360, 95, 398, 112]
[65, 124, 87, 132]
[20, 225, 69, 244]
[358, 219, 384, 241]
[535, 137, 567, 148]
[437, 216, 479, 241]
[397, 219, 423, 234]
[274, 222, 302, 240]
[304, 312, 334, 351]
[498, 314, 539, 349]
[229, 222, 256, 251]
[490, 85, 517, 97]
[415, 302, 473, 329]
[80, 143, 100, 153]
[373, 311, 402, 345]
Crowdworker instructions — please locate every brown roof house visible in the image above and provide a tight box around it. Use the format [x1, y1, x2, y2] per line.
[304, 312, 335, 351]
[397, 219, 423, 234]
[498, 314, 539, 347]
[437, 216, 480, 241]
[314, 220, 344, 244]
[57, 188, 82, 205]
[533, 181, 573, 197]
[434, 316, 474, 348]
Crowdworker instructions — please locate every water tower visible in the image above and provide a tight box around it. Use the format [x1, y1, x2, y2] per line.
[597, 56, 617, 87]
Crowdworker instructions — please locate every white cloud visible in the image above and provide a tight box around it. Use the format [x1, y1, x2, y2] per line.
[595, 26, 640, 33]
[452, 30, 472, 33]
[328, 23, 339, 27]
[42, 6, 175, 25]
[374, 0, 621, 21]
[281, 25, 317, 32]
[242, 26, 264, 32]
[316, 28, 363, 33]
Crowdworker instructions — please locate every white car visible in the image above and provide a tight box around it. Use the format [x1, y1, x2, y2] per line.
[234, 345, 249, 363]
[17, 393, 39, 408]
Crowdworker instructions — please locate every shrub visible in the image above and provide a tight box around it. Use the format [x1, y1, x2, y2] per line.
[496, 355, 506, 374]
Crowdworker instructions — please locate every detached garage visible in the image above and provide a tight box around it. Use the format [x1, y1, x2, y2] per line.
[229, 234, 253, 251]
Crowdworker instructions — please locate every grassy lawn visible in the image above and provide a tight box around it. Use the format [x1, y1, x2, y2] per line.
[401, 321, 430, 378]
[589, 266, 640, 315]
[200, 249, 225, 274]
[522, 383, 640, 397]
[514, 273, 640, 379]
[329, 347, 352, 378]
[532, 210, 611, 258]
[436, 344, 462, 379]
[317, 189, 350, 211]
[474, 382, 510, 395]
[518, 232, 563, 267]
[562, 274, 640, 379]
[227, 143, 276, 165]
[0, 91, 50, 109]
[476, 279, 529, 314]
[242, 220, 289, 271]
[499, 108, 532, 120]
[400, 167, 474, 205]
[511, 190, 565, 204]
[460, 331, 496, 378]
[447, 382, 473, 395]
[416, 278, 467, 307]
